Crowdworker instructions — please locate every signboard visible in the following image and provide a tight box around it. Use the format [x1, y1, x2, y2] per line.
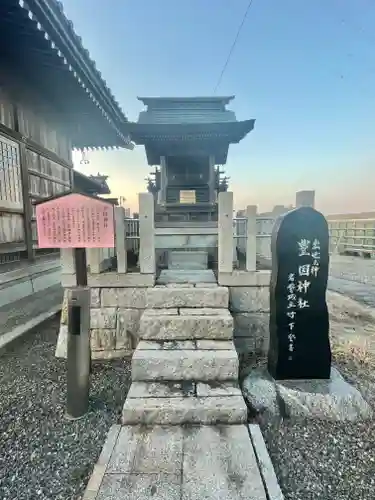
[268, 206, 331, 380]
[35, 192, 115, 248]
[179, 190, 196, 204]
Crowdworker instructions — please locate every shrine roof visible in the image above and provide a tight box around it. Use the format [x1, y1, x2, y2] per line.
[138, 96, 235, 106]
[126, 120, 255, 165]
[73, 170, 111, 195]
[0, 0, 132, 151]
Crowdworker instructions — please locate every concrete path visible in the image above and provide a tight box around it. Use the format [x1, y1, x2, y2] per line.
[84, 424, 269, 500]
[329, 277, 375, 308]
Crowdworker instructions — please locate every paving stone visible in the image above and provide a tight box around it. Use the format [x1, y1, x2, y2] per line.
[121, 396, 247, 425]
[90, 308, 117, 329]
[197, 382, 242, 397]
[196, 340, 234, 350]
[101, 287, 147, 308]
[132, 349, 238, 382]
[137, 340, 196, 350]
[182, 425, 267, 500]
[90, 329, 116, 351]
[127, 381, 196, 399]
[96, 473, 181, 500]
[179, 307, 228, 316]
[107, 425, 183, 474]
[146, 287, 228, 308]
[139, 311, 233, 340]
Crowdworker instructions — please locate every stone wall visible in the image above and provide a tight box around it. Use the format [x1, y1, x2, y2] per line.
[56, 287, 147, 359]
[219, 271, 271, 358]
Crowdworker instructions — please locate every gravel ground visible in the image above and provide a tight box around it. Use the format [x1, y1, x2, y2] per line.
[261, 292, 375, 500]
[0, 316, 131, 500]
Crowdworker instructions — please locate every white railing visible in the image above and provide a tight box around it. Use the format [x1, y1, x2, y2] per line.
[125, 218, 140, 253]
[233, 216, 275, 262]
[328, 218, 375, 255]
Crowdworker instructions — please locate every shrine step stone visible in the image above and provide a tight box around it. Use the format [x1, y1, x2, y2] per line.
[121, 395, 247, 425]
[157, 269, 216, 284]
[139, 309, 233, 340]
[145, 286, 228, 309]
[127, 381, 242, 399]
[131, 346, 239, 382]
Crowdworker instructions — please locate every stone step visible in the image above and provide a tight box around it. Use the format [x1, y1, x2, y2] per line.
[139, 309, 233, 340]
[127, 381, 242, 399]
[146, 286, 228, 308]
[131, 347, 239, 382]
[121, 395, 247, 425]
[157, 269, 216, 284]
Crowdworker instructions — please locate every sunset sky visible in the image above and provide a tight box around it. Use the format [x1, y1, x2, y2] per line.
[63, 0, 375, 214]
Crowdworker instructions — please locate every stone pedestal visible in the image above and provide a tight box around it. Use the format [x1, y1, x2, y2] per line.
[168, 250, 208, 270]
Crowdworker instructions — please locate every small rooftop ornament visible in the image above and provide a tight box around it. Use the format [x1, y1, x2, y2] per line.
[268, 206, 331, 380]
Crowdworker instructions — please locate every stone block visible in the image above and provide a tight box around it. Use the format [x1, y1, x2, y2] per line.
[277, 367, 373, 421]
[91, 349, 131, 360]
[90, 288, 101, 307]
[182, 425, 266, 500]
[61, 291, 68, 325]
[139, 311, 233, 340]
[88, 272, 154, 288]
[132, 349, 238, 381]
[169, 250, 208, 270]
[101, 287, 146, 308]
[127, 381, 195, 399]
[218, 270, 271, 287]
[229, 286, 270, 313]
[242, 366, 373, 422]
[179, 307, 228, 316]
[233, 312, 270, 353]
[137, 340, 196, 350]
[196, 340, 234, 350]
[90, 308, 117, 329]
[143, 308, 178, 315]
[90, 329, 116, 351]
[116, 309, 142, 349]
[55, 324, 68, 358]
[157, 269, 216, 284]
[196, 382, 242, 397]
[146, 286, 228, 308]
[121, 396, 247, 425]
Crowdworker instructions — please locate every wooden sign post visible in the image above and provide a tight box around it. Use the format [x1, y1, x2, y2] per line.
[35, 192, 115, 419]
[268, 206, 331, 380]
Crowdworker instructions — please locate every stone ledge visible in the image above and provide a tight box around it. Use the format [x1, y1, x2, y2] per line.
[121, 395, 247, 425]
[132, 348, 239, 382]
[87, 272, 155, 288]
[229, 287, 270, 313]
[218, 270, 271, 287]
[101, 288, 147, 308]
[139, 313, 233, 340]
[146, 286, 229, 308]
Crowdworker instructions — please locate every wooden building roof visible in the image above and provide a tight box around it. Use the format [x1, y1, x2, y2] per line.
[0, 0, 133, 151]
[73, 170, 111, 195]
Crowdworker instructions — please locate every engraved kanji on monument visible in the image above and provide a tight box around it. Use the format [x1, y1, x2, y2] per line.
[268, 206, 331, 380]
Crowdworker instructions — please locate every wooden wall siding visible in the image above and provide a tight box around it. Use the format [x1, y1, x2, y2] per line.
[0, 87, 14, 129]
[0, 136, 22, 206]
[0, 212, 24, 244]
[17, 103, 72, 164]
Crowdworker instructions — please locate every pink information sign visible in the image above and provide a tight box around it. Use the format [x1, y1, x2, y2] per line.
[35, 193, 115, 248]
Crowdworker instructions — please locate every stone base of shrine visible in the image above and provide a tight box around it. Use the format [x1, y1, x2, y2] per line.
[242, 366, 373, 422]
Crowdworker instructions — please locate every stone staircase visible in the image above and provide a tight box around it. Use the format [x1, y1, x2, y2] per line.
[122, 281, 247, 425]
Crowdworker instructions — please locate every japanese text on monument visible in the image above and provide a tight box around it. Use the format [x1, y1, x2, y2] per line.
[286, 238, 321, 359]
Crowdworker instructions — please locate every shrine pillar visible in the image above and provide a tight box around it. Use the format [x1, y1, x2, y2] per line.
[159, 156, 167, 205]
[139, 192, 155, 274]
[218, 191, 234, 273]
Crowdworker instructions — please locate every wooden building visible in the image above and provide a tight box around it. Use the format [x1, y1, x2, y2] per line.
[0, 0, 132, 265]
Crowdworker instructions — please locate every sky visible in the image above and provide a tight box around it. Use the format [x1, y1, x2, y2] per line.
[62, 0, 375, 214]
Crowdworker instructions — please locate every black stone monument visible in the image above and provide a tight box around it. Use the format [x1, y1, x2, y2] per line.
[268, 206, 331, 380]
